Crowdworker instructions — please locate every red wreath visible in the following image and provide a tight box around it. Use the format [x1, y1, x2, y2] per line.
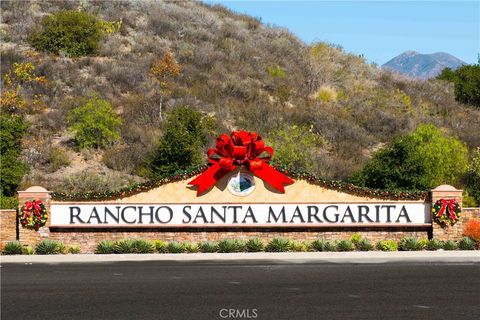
[189, 131, 294, 195]
[19, 199, 48, 230]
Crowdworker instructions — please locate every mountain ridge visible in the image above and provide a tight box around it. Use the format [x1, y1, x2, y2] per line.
[382, 51, 466, 80]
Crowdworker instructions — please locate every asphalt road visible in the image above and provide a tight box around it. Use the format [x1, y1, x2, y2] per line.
[2, 260, 479, 320]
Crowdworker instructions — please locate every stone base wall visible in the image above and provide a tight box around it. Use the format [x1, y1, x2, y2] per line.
[9, 185, 478, 253]
[0, 210, 17, 249]
[47, 227, 430, 253]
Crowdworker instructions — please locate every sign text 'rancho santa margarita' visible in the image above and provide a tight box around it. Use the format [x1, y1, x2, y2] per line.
[50, 203, 431, 227]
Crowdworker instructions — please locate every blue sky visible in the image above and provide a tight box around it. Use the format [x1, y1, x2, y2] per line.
[205, 1, 479, 65]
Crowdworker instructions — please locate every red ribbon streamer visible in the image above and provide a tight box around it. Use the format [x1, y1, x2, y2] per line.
[189, 131, 294, 195]
[437, 199, 458, 221]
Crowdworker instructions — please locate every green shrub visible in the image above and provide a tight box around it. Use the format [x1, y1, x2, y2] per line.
[290, 240, 310, 252]
[376, 240, 398, 251]
[356, 238, 374, 251]
[443, 240, 458, 251]
[323, 241, 337, 252]
[336, 239, 355, 252]
[68, 94, 122, 149]
[350, 233, 362, 246]
[28, 10, 103, 57]
[266, 125, 323, 172]
[68, 245, 81, 254]
[154, 240, 168, 253]
[266, 65, 286, 78]
[2, 241, 23, 255]
[426, 239, 443, 251]
[0, 195, 18, 209]
[35, 239, 65, 255]
[246, 238, 265, 252]
[419, 239, 429, 249]
[351, 124, 468, 190]
[149, 106, 209, 178]
[266, 238, 291, 252]
[132, 239, 155, 253]
[46, 146, 71, 173]
[95, 240, 115, 254]
[458, 237, 476, 250]
[199, 241, 218, 253]
[166, 241, 185, 253]
[437, 65, 480, 107]
[0, 113, 28, 197]
[183, 242, 200, 253]
[22, 245, 34, 255]
[398, 237, 426, 251]
[218, 239, 245, 253]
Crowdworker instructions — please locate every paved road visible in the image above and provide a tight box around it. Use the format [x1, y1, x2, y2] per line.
[2, 260, 479, 320]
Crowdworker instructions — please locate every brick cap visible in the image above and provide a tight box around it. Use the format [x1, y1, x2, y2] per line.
[431, 185, 462, 192]
[19, 186, 50, 193]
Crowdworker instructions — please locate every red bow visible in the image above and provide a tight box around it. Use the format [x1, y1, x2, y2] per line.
[189, 131, 294, 195]
[437, 199, 458, 221]
[25, 199, 42, 214]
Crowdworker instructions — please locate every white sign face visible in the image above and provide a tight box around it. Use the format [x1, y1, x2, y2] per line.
[50, 203, 430, 227]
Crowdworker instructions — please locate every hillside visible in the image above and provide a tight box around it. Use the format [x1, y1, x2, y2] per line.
[382, 51, 466, 80]
[1, 0, 479, 194]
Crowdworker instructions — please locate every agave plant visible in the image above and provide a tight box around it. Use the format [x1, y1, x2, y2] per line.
[166, 241, 185, 253]
[458, 237, 476, 250]
[132, 239, 155, 253]
[398, 237, 425, 251]
[246, 238, 265, 252]
[218, 239, 245, 253]
[35, 239, 65, 255]
[2, 241, 23, 255]
[154, 240, 168, 253]
[183, 241, 200, 253]
[95, 240, 115, 254]
[114, 239, 135, 254]
[266, 238, 291, 252]
[336, 240, 355, 252]
[199, 241, 218, 253]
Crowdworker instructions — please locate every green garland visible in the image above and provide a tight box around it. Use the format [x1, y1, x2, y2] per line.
[274, 165, 427, 201]
[51, 163, 427, 201]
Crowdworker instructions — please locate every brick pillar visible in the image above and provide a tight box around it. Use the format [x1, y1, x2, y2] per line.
[17, 186, 51, 247]
[430, 185, 463, 241]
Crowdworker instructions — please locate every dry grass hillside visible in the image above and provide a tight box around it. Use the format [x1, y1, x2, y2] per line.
[1, 0, 479, 193]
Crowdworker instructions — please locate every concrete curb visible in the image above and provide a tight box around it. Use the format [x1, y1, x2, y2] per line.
[1, 251, 479, 264]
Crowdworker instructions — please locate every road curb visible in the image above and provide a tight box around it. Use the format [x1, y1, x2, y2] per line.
[1, 251, 479, 264]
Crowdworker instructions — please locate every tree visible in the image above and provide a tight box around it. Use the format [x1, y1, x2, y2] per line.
[464, 147, 480, 205]
[0, 113, 28, 196]
[68, 95, 122, 149]
[28, 10, 103, 57]
[437, 64, 480, 107]
[150, 52, 181, 121]
[149, 106, 207, 177]
[352, 124, 468, 190]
